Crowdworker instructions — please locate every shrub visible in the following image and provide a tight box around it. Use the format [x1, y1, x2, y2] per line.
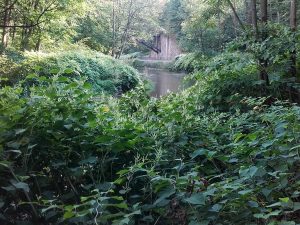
[171, 53, 208, 72]
[1, 75, 300, 224]
[0, 48, 141, 95]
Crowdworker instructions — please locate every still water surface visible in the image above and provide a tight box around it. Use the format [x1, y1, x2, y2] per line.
[141, 67, 186, 97]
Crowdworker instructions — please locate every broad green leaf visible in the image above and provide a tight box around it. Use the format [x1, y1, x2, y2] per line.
[254, 210, 281, 219]
[267, 202, 282, 208]
[184, 193, 205, 205]
[114, 203, 128, 209]
[64, 68, 74, 74]
[15, 128, 27, 135]
[153, 188, 175, 206]
[189, 221, 210, 225]
[234, 133, 245, 143]
[239, 166, 266, 178]
[83, 82, 92, 90]
[293, 202, 300, 211]
[57, 76, 69, 82]
[210, 204, 222, 212]
[238, 189, 253, 195]
[2, 185, 15, 192]
[13, 182, 30, 193]
[279, 197, 290, 203]
[248, 201, 259, 208]
[63, 211, 75, 219]
[64, 124, 73, 130]
[275, 122, 288, 138]
[50, 68, 60, 74]
[247, 133, 257, 141]
[117, 217, 130, 225]
[278, 221, 296, 225]
[190, 149, 207, 159]
[26, 73, 38, 79]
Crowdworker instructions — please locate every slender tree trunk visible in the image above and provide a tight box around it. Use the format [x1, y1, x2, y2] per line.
[117, 0, 134, 58]
[217, 10, 223, 49]
[11, 24, 16, 42]
[22, 26, 32, 50]
[290, 0, 297, 39]
[226, 0, 245, 31]
[245, 0, 252, 25]
[289, 0, 297, 77]
[259, 0, 270, 85]
[112, 0, 116, 57]
[35, 27, 42, 51]
[276, 0, 280, 23]
[231, 0, 238, 36]
[260, 0, 268, 39]
[251, 0, 259, 40]
[22, 0, 40, 51]
[1, 0, 10, 49]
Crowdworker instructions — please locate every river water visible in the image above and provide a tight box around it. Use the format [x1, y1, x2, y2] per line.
[141, 67, 186, 97]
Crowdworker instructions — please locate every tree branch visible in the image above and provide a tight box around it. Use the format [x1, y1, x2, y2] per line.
[226, 0, 246, 31]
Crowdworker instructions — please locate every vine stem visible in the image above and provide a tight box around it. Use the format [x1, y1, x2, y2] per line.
[9, 167, 39, 220]
[94, 199, 101, 225]
[154, 215, 162, 225]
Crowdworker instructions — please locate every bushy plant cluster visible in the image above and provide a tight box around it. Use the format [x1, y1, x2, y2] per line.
[1, 49, 300, 225]
[0, 48, 141, 95]
[171, 53, 207, 73]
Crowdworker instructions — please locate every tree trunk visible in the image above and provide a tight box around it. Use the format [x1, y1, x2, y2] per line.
[245, 0, 252, 24]
[1, 0, 11, 49]
[112, 0, 116, 57]
[289, 0, 297, 77]
[117, 0, 134, 58]
[251, 0, 259, 40]
[11, 24, 16, 43]
[226, 0, 245, 31]
[276, 0, 280, 23]
[35, 27, 42, 51]
[260, 0, 268, 39]
[231, 0, 238, 36]
[259, 0, 270, 85]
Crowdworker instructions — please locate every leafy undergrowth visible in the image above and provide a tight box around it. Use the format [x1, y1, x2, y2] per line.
[0, 47, 141, 95]
[1, 49, 300, 225]
[171, 53, 208, 73]
[0, 75, 300, 225]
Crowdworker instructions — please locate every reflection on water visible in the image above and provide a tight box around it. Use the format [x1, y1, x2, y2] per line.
[141, 67, 186, 97]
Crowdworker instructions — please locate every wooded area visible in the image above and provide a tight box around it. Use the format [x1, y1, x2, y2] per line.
[1, 0, 300, 225]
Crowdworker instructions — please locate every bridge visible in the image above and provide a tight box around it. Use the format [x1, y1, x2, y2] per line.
[138, 33, 182, 60]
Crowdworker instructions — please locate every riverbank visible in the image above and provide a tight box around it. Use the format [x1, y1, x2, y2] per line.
[132, 58, 173, 70]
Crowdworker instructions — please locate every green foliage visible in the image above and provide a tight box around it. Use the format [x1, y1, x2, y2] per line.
[233, 24, 300, 79]
[1, 1, 300, 224]
[160, 0, 187, 39]
[74, 1, 113, 53]
[0, 0, 85, 51]
[171, 53, 208, 72]
[1, 52, 300, 224]
[132, 59, 172, 70]
[0, 48, 141, 95]
[0, 76, 150, 224]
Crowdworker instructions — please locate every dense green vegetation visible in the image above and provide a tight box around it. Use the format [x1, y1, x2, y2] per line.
[1, 51, 300, 224]
[0, 47, 140, 95]
[1, 0, 300, 225]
